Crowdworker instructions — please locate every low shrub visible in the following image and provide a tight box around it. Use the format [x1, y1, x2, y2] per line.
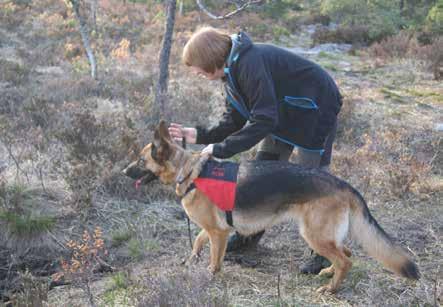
[368, 31, 443, 79]
[0, 210, 55, 237]
[55, 111, 137, 208]
[312, 25, 371, 46]
[320, 0, 402, 44]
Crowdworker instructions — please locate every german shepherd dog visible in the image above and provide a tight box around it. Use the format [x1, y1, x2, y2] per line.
[123, 121, 419, 293]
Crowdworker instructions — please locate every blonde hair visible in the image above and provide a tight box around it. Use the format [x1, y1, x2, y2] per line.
[182, 26, 232, 74]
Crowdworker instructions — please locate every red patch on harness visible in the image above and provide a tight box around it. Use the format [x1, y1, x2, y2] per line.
[194, 178, 236, 211]
[192, 160, 239, 211]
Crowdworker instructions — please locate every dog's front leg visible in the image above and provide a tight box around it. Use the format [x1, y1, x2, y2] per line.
[207, 230, 230, 274]
[184, 229, 209, 266]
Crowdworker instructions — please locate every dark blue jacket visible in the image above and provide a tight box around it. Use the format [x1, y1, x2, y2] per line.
[196, 32, 342, 158]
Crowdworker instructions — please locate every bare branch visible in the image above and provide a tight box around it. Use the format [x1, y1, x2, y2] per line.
[196, 0, 262, 20]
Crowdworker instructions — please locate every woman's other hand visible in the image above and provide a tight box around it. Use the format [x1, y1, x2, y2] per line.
[168, 123, 197, 144]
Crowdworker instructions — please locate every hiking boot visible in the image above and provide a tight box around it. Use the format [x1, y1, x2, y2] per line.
[300, 253, 331, 275]
[226, 231, 265, 252]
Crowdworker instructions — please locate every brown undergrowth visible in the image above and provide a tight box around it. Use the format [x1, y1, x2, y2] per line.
[0, 0, 441, 306]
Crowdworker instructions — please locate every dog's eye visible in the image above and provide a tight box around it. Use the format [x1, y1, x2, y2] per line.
[137, 157, 146, 167]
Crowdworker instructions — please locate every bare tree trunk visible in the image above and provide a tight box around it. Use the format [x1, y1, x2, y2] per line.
[155, 0, 176, 117]
[70, 0, 97, 79]
[179, 0, 183, 16]
[90, 0, 97, 33]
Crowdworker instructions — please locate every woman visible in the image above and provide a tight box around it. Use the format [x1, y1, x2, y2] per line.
[169, 26, 342, 274]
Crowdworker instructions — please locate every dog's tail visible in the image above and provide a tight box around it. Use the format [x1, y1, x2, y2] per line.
[348, 187, 420, 280]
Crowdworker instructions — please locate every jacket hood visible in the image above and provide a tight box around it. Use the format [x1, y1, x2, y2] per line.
[226, 31, 253, 67]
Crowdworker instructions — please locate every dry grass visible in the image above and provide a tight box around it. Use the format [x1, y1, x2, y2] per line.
[0, 0, 441, 306]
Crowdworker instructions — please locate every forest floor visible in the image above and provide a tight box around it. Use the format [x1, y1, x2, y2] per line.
[0, 1, 442, 306]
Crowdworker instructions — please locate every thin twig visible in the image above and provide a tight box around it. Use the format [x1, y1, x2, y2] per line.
[196, 0, 262, 20]
[38, 166, 48, 195]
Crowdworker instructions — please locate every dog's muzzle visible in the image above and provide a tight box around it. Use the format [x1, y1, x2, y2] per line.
[138, 170, 158, 184]
[122, 166, 158, 189]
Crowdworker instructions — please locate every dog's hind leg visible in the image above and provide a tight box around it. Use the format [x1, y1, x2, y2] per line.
[315, 246, 351, 293]
[207, 230, 230, 274]
[298, 203, 352, 293]
[185, 229, 209, 266]
[318, 246, 351, 277]
[301, 233, 351, 293]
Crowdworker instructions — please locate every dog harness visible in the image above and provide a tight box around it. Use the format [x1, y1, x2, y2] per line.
[186, 160, 239, 227]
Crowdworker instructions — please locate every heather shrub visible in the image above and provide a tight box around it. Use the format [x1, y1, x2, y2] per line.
[312, 25, 371, 46]
[55, 112, 137, 207]
[300, 13, 331, 26]
[368, 31, 443, 79]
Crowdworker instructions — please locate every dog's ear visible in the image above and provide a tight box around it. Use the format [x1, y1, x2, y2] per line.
[152, 121, 172, 164]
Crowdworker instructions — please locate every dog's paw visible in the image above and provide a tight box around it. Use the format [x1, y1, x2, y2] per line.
[207, 264, 221, 275]
[316, 284, 336, 294]
[318, 266, 335, 277]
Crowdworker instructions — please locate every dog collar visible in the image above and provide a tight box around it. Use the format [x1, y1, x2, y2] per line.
[176, 168, 193, 185]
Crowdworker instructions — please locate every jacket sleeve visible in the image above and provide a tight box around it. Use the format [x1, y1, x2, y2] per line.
[212, 55, 278, 159]
[195, 99, 246, 145]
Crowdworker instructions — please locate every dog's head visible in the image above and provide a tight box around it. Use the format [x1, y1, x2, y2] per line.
[122, 120, 177, 187]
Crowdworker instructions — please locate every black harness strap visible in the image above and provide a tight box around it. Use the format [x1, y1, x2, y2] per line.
[184, 182, 196, 195]
[226, 211, 233, 227]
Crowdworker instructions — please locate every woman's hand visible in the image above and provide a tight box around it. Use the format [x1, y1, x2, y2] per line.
[201, 144, 214, 155]
[168, 123, 197, 144]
